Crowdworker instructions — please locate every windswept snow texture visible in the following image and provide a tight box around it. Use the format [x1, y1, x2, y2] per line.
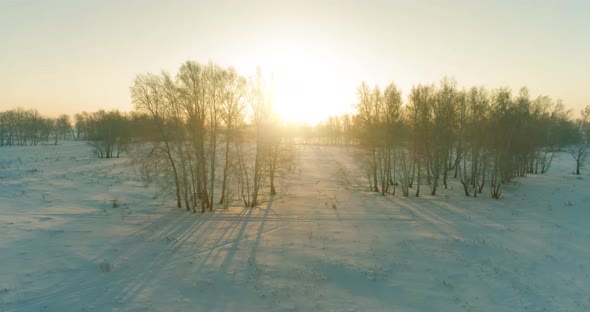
[1, 142, 589, 311]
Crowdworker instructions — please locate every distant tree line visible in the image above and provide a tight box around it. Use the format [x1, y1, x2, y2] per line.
[0, 107, 145, 159]
[0, 108, 71, 146]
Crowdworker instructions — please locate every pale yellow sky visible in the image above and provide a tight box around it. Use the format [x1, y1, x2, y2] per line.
[1, 0, 589, 123]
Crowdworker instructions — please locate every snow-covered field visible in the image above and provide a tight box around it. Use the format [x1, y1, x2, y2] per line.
[1, 142, 589, 311]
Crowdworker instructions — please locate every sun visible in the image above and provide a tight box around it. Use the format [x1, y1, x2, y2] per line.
[256, 42, 350, 125]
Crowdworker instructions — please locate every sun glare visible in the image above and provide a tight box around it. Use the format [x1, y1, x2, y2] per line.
[256, 42, 347, 125]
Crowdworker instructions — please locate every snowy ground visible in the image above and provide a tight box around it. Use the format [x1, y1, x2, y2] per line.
[1, 142, 589, 312]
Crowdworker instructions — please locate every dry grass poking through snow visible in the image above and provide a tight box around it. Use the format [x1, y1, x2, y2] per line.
[0, 142, 589, 311]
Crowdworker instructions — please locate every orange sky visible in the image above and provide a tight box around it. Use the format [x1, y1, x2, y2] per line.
[1, 0, 589, 123]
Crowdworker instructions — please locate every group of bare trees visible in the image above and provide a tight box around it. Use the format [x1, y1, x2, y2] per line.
[352, 78, 585, 199]
[0, 108, 71, 146]
[131, 61, 291, 212]
[314, 115, 357, 145]
[82, 110, 132, 158]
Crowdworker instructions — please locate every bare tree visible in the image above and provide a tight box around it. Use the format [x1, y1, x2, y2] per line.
[355, 82, 380, 192]
[178, 61, 211, 212]
[569, 105, 590, 175]
[379, 82, 403, 195]
[219, 67, 247, 204]
[246, 66, 271, 206]
[56, 114, 71, 140]
[131, 73, 183, 208]
[408, 84, 436, 197]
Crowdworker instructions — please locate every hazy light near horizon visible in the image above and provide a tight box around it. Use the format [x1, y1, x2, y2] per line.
[253, 38, 358, 125]
[0, 0, 588, 123]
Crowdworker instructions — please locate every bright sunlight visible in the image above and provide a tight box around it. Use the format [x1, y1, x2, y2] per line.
[254, 40, 353, 125]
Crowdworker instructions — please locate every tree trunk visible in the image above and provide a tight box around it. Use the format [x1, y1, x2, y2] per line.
[415, 158, 421, 197]
[164, 140, 182, 208]
[219, 131, 232, 204]
[372, 145, 379, 192]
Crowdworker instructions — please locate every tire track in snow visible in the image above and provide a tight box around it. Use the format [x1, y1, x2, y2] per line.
[2, 212, 570, 224]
